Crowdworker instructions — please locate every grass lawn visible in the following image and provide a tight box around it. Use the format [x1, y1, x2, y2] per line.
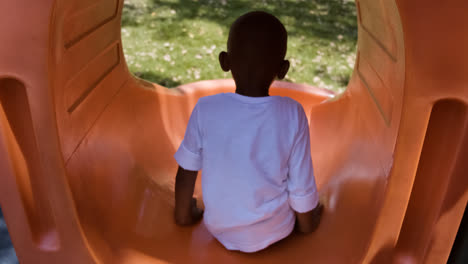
[122, 0, 357, 92]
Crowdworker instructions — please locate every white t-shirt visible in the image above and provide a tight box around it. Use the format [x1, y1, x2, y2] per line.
[174, 92, 319, 253]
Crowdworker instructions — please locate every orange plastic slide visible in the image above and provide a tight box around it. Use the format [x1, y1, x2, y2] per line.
[0, 0, 467, 263]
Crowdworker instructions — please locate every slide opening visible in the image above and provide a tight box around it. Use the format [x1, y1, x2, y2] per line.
[120, 0, 358, 92]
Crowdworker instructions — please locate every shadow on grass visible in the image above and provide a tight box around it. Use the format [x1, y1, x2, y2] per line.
[133, 71, 182, 88]
[122, 0, 357, 43]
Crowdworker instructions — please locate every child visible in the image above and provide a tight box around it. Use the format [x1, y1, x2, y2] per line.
[174, 11, 323, 253]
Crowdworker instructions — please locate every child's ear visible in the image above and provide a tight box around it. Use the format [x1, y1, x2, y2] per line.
[277, 60, 290, 79]
[219, 51, 230, 72]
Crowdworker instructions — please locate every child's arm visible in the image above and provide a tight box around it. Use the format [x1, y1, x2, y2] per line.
[174, 166, 203, 226]
[173, 103, 204, 226]
[288, 103, 322, 234]
[295, 203, 323, 233]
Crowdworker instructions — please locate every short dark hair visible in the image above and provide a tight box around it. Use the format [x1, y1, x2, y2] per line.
[228, 11, 288, 64]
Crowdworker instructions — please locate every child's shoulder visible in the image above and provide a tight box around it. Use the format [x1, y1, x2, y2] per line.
[277, 97, 307, 125]
[277, 96, 305, 113]
[278, 96, 301, 106]
[198, 93, 225, 104]
[194, 94, 225, 112]
[197, 92, 231, 104]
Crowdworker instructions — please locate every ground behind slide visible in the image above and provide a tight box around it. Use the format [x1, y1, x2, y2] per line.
[122, 0, 358, 92]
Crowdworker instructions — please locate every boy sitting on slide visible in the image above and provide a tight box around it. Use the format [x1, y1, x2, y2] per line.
[174, 11, 323, 253]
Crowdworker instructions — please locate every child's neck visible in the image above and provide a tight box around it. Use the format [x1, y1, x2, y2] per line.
[235, 85, 269, 98]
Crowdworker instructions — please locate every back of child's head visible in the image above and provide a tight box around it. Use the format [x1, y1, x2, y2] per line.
[219, 11, 289, 95]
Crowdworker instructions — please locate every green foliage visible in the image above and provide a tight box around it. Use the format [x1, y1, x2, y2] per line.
[122, 0, 357, 92]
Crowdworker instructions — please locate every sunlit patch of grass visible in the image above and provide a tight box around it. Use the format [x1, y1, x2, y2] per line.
[122, 0, 357, 92]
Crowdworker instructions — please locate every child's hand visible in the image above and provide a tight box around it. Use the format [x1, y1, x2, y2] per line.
[174, 166, 203, 226]
[190, 197, 204, 224]
[175, 197, 204, 226]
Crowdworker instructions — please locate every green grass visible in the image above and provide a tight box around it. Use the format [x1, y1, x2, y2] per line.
[122, 0, 357, 92]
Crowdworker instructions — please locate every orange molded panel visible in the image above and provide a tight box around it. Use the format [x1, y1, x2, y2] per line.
[63, 0, 120, 49]
[0, 0, 468, 263]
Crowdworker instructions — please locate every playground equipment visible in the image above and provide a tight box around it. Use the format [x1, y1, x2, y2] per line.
[0, 0, 467, 263]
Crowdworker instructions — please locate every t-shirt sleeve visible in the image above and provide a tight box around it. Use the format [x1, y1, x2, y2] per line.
[174, 103, 203, 171]
[287, 105, 319, 213]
